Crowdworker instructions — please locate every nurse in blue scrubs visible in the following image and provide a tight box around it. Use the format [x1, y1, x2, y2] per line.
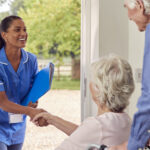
[0, 16, 45, 150]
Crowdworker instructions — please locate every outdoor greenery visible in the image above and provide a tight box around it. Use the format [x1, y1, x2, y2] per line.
[52, 76, 80, 90]
[10, 0, 24, 15]
[0, 0, 81, 89]
[0, 0, 80, 60]
[18, 0, 80, 61]
[0, 0, 24, 20]
[0, 0, 6, 4]
[0, 11, 9, 20]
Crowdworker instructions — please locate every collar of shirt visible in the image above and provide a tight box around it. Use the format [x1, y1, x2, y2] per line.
[0, 47, 28, 65]
[0, 47, 29, 73]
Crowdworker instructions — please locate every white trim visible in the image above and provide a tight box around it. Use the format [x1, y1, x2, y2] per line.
[23, 51, 29, 64]
[0, 83, 4, 85]
[81, 0, 100, 120]
[91, 0, 100, 61]
[81, 0, 91, 121]
[0, 62, 8, 65]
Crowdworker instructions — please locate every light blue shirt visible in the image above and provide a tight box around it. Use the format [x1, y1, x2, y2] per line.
[128, 24, 150, 149]
[0, 47, 38, 145]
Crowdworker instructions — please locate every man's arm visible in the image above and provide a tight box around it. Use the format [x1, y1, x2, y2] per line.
[128, 23, 150, 149]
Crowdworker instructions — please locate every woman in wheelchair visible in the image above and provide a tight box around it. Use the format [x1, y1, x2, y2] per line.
[32, 54, 135, 150]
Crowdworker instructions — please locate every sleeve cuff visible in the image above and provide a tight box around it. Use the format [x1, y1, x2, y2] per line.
[0, 83, 4, 91]
[128, 134, 150, 150]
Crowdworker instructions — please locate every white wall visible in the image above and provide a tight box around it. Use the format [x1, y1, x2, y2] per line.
[99, 0, 128, 58]
[99, 0, 145, 118]
[81, 0, 145, 120]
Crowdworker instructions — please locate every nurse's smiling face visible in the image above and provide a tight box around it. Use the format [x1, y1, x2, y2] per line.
[2, 19, 28, 49]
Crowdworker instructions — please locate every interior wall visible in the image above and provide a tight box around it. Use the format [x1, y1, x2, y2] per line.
[99, 0, 145, 118]
[90, 0, 130, 116]
[81, 0, 145, 120]
[99, 0, 128, 57]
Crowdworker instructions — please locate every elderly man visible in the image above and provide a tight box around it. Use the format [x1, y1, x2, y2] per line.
[109, 0, 150, 150]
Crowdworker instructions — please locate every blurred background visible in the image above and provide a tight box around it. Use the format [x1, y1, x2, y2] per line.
[0, 0, 81, 149]
[0, 0, 146, 149]
[0, 0, 81, 90]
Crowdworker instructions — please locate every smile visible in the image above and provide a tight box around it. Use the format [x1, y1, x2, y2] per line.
[18, 38, 26, 41]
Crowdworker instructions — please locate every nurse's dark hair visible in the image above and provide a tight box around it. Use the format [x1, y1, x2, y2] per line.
[0, 15, 22, 49]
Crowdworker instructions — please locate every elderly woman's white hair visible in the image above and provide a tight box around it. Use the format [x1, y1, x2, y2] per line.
[125, 0, 150, 14]
[90, 54, 135, 112]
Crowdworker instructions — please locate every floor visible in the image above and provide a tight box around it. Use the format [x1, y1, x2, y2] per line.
[22, 90, 81, 150]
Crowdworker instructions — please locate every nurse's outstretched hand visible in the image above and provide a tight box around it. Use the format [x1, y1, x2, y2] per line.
[29, 108, 46, 120]
[28, 101, 38, 108]
[32, 112, 52, 127]
[29, 108, 49, 126]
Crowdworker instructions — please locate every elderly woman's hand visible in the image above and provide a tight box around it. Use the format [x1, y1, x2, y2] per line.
[28, 108, 46, 120]
[32, 112, 53, 127]
[28, 101, 38, 108]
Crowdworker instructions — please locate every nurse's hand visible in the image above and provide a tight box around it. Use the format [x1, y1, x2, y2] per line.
[32, 112, 52, 126]
[29, 108, 49, 126]
[28, 101, 38, 108]
[29, 108, 45, 120]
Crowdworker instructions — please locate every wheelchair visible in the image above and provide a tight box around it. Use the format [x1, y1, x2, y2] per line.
[87, 144, 150, 150]
[87, 144, 108, 150]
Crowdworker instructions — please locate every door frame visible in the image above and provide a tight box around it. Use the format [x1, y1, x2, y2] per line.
[81, 0, 100, 120]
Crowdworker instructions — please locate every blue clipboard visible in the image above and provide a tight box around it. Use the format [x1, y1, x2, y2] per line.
[21, 62, 54, 106]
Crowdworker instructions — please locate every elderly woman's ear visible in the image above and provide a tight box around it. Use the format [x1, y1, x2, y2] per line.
[89, 82, 100, 102]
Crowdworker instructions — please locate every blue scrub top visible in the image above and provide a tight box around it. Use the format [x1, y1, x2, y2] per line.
[0, 47, 38, 145]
